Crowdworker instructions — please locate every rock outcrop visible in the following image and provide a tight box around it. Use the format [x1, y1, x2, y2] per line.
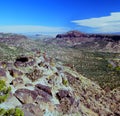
[0, 51, 120, 116]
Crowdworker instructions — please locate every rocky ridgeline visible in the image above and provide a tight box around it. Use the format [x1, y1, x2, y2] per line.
[0, 33, 38, 51]
[0, 52, 120, 116]
[49, 31, 120, 53]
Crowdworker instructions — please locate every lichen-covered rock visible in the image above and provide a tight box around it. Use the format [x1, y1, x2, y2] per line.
[25, 83, 33, 87]
[35, 84, 52, 96]
[14, 89, 38, 104]
[10, 77, 23, 87]
[14, 56, 35, 67]
[35, 88, 52, 102]
[56, 90, 74, 104]
[0, 52, 119, 116]
[0, 96, 22, 109]
[26, 69, 43, 82]
[22, 103, 43, 116]
[0, 62, 7, 69]
[9, 68, 23, 78]
[0, 68, 7, 80]
[14, 56, 29, 67]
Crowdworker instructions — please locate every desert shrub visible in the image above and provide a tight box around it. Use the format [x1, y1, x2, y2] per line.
[0, 80, 11, 103]
[114, 66, 120, 75]
[0, 108, 6, 115]
[62, 78, 68, 86]
[0, 108, 24, 116]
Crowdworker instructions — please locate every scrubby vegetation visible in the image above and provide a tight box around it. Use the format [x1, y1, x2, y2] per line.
[69, 51, 120, 90]
[0, 80, 24, 116]
[0, 108, 24, 116]
[0, 80, 11, 103]
[0, 43, 27, 61]
[44, 44, 120, 90]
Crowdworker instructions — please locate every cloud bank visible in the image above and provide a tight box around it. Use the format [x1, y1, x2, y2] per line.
[72, 12, 120, 33]
[0, 25, 70, 35]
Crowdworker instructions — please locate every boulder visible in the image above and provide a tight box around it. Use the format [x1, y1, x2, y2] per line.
[14, 56, 29, 67]
[57, 97, 72, 114]
[14, 89, 38, 104]
[35, 84, 52, 96]
[25, 60, 35, 67]
[6, 62, 13, 70]
[0, 62, 7, 68]
[10, 77, 23, 87]
[56, 90, 74, 105]
[0, 68, 7, 80]
[26, 69, 43, 82]
[35, 88, 52, 102]
[22, 103, 43, 116]
[16, 56, 29, 63]
[9, 68, 23, 78]
[65, 72, 80, 85]
[14, 87, 52, 105]
[25, 83, 33, 87]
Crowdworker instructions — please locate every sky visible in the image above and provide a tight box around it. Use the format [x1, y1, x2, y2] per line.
[0, 0, 120, 35]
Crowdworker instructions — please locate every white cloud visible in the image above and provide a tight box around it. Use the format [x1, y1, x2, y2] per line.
[0, 25, 70, 35]
[72, 12, 120, 33]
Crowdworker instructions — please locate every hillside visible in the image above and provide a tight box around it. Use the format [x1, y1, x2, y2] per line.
[0, 32, 120, 91]
[0, 42, 28, 61]
[48, 30, 120, 53]
[0, 52, 119, 116]
[40, 31, 120, 90]
[0, 33, 39, 51]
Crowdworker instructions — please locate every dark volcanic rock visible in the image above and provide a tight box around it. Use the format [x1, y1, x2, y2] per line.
[50, 30, 120, 52]
[65, 72, 80, 85]
[34, 84, 52, 102]
[14, 56, 29, 67]
[22, 103, 43, 116]
[56, 31, 86, 38]
[14, 89, 38, 104]
[10, 77, 23, 87]
[0, 68, 6, 79]
[14, 87, 52, 105]
[16, 56, 29, 63]
[56, 90, 75, 114]
[26, 69, 43, 82]
[0, 62, 7, 69]
[9, 68, 23, 78]
[35, 84, 52, 96]
[56, 90, 74, 105]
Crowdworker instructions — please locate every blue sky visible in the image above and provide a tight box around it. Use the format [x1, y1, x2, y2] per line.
[0, 0, 120, 34]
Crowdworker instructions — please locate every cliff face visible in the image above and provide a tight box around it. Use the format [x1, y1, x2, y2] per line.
[0, 52, 119, 116]
[52, 31, 120, 53]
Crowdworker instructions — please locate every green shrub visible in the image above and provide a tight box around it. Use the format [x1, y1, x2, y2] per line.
[62, 78, 68, 86]
[0, 108, 24, 116]
[0, 80, 11, 103]
[115, 66, 120, 71]
[0, 108, 6, 115]
[14, 108, 24, 116]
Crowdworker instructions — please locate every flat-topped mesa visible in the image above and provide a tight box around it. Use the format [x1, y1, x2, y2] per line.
[56, 30, 120, 41]
[56, 30, 86, 38]
[53, 30, 120, 52]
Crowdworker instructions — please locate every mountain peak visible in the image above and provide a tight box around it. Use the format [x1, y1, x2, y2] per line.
[56, 30, 85, 38]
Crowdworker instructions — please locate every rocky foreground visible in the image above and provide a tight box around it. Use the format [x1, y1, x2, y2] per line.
[0, 52, 120, 116]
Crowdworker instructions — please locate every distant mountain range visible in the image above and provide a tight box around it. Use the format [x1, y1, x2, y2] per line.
[46, 30, 120, 53]
[0, 31, 120, 53]
[0, 32, 120, 116]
